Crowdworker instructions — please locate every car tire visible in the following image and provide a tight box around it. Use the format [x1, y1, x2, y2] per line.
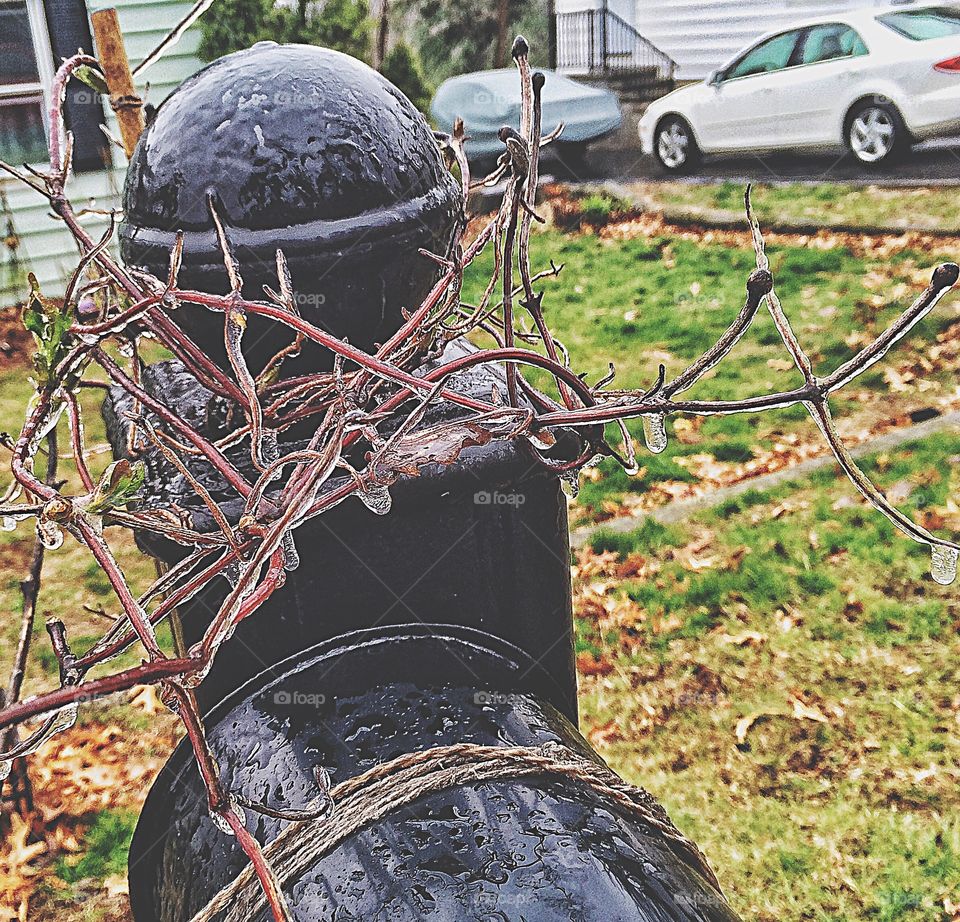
[653, 116, 700, 174]
[846, 100, 908, 167]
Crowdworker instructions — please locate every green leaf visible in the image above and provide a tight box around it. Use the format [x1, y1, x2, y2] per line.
[74, 64, 109, 96]
[87, 459, 146, 514]
[22, 273, 73, 386]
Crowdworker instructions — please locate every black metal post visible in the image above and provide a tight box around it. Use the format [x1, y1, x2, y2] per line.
[547, 0, 557, 69]
[588, 9, 595, 72]
[600, 0, 608, 72]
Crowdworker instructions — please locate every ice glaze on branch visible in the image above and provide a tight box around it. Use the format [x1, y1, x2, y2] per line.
[0, 40, 958, 922]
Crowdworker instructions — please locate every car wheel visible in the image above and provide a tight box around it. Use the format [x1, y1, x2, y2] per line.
[654, 116, 700, 173]
[846, 102, 907, 166]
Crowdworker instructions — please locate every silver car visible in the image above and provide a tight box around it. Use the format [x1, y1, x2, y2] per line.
[432, 68, 622, 166]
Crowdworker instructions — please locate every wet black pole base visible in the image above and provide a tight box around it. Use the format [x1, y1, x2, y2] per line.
[129, 626, 740, 922]
[102, 342, 580, 720]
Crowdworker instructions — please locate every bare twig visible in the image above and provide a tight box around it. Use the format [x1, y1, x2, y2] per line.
[0, 44, 958, 921]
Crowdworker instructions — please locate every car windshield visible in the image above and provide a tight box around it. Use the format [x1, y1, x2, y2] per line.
[877, 7, 960, 40]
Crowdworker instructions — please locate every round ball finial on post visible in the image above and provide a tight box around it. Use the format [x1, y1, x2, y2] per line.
[120, 42, 463, 376]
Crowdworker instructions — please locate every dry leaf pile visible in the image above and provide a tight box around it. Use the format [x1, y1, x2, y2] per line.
[0, 688, 177, 921]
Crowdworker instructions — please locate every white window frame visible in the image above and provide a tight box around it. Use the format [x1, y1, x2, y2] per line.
[1, 0, 56, 156]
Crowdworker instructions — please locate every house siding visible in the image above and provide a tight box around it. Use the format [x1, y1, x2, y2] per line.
[1, 0, 204, 304]
[631, 0, 950, 80]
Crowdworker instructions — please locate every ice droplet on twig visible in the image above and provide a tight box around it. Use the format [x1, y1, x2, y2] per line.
[560, 470, 580, 499]
[358, 483, 392, 516]
[37, 519, 64, 550]
[281, 529, 300, 572]
[527, 431, 555, 451]
[931, 545, 958, 586]
[642, 414, 668, 454]
[0, 760, 11, 782]
[159, 686, 182, 715]
[1, 516, 17, 532]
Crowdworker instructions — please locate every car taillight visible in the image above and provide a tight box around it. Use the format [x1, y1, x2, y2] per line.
[935, 55, 960, 72]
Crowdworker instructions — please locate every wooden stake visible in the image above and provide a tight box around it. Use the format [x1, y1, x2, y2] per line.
[90, 8, 145, 158]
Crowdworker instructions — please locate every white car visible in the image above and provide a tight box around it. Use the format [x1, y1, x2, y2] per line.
[639, 5, 960, 171]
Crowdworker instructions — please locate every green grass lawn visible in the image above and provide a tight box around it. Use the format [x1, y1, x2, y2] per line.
[638, 180, 960, 231]
[1, 205, 958, 919]
[577, 430, 960, 921]
[461, 224, 960, 521]
[0, 363, 166, 696]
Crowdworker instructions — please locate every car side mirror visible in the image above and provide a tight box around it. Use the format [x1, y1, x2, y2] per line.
[708, 70, 722, 87]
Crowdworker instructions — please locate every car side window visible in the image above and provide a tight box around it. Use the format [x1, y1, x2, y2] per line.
[724, 31, 801, 80]
[799, 23, 868, 65]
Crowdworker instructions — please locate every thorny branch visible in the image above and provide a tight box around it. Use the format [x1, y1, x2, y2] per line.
[0, 40, 957, 921]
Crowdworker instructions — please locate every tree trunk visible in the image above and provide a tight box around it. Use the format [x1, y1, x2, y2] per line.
[374, 0, 389, 70]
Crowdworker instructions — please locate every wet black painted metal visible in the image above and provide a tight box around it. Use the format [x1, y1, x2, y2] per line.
[129, 626, 738, 922]
[103, 339, 579, 720]
[119, 42, 462, 375]
[114, 44, 738, 922]
[108, 40, 578, 718]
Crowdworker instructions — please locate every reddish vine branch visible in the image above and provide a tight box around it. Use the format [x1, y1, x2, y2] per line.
[0, 39, 957, 922]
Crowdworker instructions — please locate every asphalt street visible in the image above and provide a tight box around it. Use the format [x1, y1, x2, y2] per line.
[550, 133, 960, 186]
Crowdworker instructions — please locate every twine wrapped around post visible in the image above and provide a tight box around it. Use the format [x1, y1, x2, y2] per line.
[189, 741, 721, 922]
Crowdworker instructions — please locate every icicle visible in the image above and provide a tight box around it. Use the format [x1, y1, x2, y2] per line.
[931, 545, 958, 586]
[36, 519, 64, 550]
[261, 429, 280, 464]
[358, 483, 392, 516]
[560, 470, 580, 499]
[1, 516, 17, 532]
[281, 529, 300, 572]
[0, 701, 79, 777]
[641, 414, 668, 454]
